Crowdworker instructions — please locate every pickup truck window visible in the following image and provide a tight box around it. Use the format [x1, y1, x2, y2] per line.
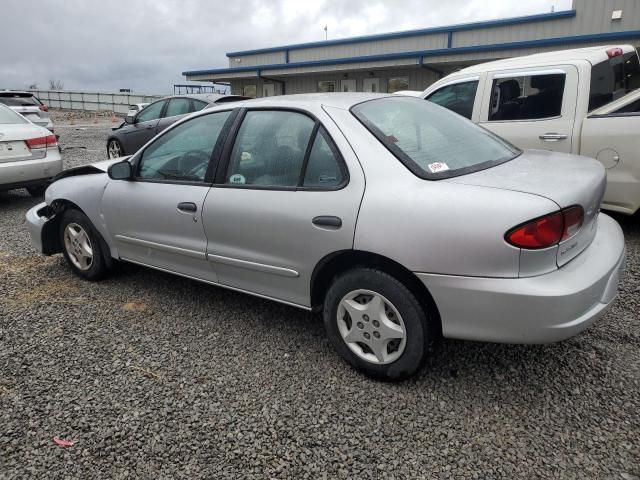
[589, 52, 640, 111]
[488, 73, 565, 121]
[426, 80, 478, 119]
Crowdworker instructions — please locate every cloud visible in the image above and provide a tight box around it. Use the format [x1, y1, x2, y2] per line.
[0, 0, 571, 94]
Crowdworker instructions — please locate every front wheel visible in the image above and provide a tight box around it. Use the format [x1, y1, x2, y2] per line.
[107, 139, 124, 159]
[59, 209, 110, 281]
[323, 268, 433, 381]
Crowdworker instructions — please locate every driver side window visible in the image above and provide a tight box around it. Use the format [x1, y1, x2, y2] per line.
[137, 111, 232, 183]
[136, 100, 165, 123]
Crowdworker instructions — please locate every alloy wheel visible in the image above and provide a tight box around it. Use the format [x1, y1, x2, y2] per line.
[108, 140, 122, 159]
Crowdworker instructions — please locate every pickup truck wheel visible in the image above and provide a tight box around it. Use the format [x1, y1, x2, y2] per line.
[107, 139, 124, 159]
[323, 268, 432, 381]
[59, 209, 109, 281]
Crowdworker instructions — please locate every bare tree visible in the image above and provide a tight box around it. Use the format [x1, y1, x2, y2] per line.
[48, 79, 64, 90]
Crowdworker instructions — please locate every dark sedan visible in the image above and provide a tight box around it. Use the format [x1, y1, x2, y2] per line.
[107, 94, 247, 158]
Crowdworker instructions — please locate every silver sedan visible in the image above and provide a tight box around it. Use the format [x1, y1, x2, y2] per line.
[25, 93, 626, 380]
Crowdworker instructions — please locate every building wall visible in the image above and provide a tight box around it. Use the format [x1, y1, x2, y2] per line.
[196, 0, 640, 97]
[230, 67, 444, 97]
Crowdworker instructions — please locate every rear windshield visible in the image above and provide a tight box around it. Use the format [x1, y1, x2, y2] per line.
[0, 93, 40, 107]
[589, 50, 640, 111]
[0, 105, 29, 124]
[351, 96, 520, 179]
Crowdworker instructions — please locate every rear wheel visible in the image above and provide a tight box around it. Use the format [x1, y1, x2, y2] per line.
[323, 268, 432, 380]
[107, 139, 124, 159]
[59, 209, 109, 280]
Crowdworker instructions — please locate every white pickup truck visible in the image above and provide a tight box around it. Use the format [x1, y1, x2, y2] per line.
[420, 45, 640, 215]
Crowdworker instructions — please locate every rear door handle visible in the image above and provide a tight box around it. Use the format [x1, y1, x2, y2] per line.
[177, 202, 197, 213]
[539, 133, 568, 141]
[312, 216, 342, 228]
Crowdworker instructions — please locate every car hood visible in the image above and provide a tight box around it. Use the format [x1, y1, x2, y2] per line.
[52, 157, 130, 181]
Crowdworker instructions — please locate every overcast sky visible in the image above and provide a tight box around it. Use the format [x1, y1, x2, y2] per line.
[1, 0, 572, 94]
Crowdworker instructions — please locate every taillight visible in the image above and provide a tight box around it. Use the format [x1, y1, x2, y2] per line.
[39, 104, 49, 112]
[25, 134, 58, 149]
[606, 47, 624, 58]
[506, 206, 584, 249]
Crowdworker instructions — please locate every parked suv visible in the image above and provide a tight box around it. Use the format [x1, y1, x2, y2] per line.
[0, 91, 54, 132]
[421, 45, 640, 214]
[106, 94, 248, 159]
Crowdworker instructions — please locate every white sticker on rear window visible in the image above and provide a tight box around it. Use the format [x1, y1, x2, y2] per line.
[427, 162, 450, 173]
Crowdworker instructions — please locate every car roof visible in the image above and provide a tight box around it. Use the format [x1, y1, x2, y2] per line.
[221, 92, 394, 110]
[456, 44, 637, 74]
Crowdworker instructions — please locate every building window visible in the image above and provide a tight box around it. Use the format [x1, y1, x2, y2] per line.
[387, 77, 409, 93]
[318, 81, 336, 93]
[488, 73, 565, 121]
[243, 85, 257, 98]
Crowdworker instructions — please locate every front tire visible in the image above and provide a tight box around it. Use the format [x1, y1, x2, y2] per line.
[59, 209, 109, 281]
[323, 268, 432, 381]
[107, 139, 124, 159]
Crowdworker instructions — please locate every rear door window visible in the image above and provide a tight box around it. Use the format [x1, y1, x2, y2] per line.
[225, 111, 315, 188]
[488, 73, 566, 121]
[426, 80, 478, 119]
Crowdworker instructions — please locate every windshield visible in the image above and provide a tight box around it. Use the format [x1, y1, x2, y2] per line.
[589, 50, 640, 111]
[0, 105, 29, 124]
[351, 96, 520, 179]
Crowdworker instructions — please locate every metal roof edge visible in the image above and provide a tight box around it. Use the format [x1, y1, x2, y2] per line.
[225, 10, 576, 57]
[183, 29, 640, 77]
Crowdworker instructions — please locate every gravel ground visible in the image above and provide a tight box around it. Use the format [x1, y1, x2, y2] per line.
[1, 118, 639, 479]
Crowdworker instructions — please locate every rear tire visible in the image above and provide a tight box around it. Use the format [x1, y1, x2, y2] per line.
[27, 185, 47, 197]
[107, 139, 124, 159]
[323, 268, 432, 381]
[59, 209, 110, 281]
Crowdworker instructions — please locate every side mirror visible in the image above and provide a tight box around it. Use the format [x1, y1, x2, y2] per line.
[124, 114, 135, 124]
[107, 160, 132, 180]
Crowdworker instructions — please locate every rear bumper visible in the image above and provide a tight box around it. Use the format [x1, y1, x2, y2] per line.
[416, 213, 626, 344]
[0, 154, 62, 190]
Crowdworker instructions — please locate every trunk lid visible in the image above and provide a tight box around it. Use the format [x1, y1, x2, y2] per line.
[447, 149, 606, 266]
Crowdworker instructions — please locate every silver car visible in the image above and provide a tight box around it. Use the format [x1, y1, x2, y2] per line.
[0, 104, 61, 196]
[25, 94, 626, 380]
[0, 91, 54, 132]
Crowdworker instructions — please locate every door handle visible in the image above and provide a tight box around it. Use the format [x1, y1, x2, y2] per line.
[177, 202, 197, 213]
[539, 133, 568, 141]
[312, 216, 342, 228]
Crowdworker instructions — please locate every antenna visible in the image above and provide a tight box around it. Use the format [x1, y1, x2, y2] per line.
[324, 24, 328, 41]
